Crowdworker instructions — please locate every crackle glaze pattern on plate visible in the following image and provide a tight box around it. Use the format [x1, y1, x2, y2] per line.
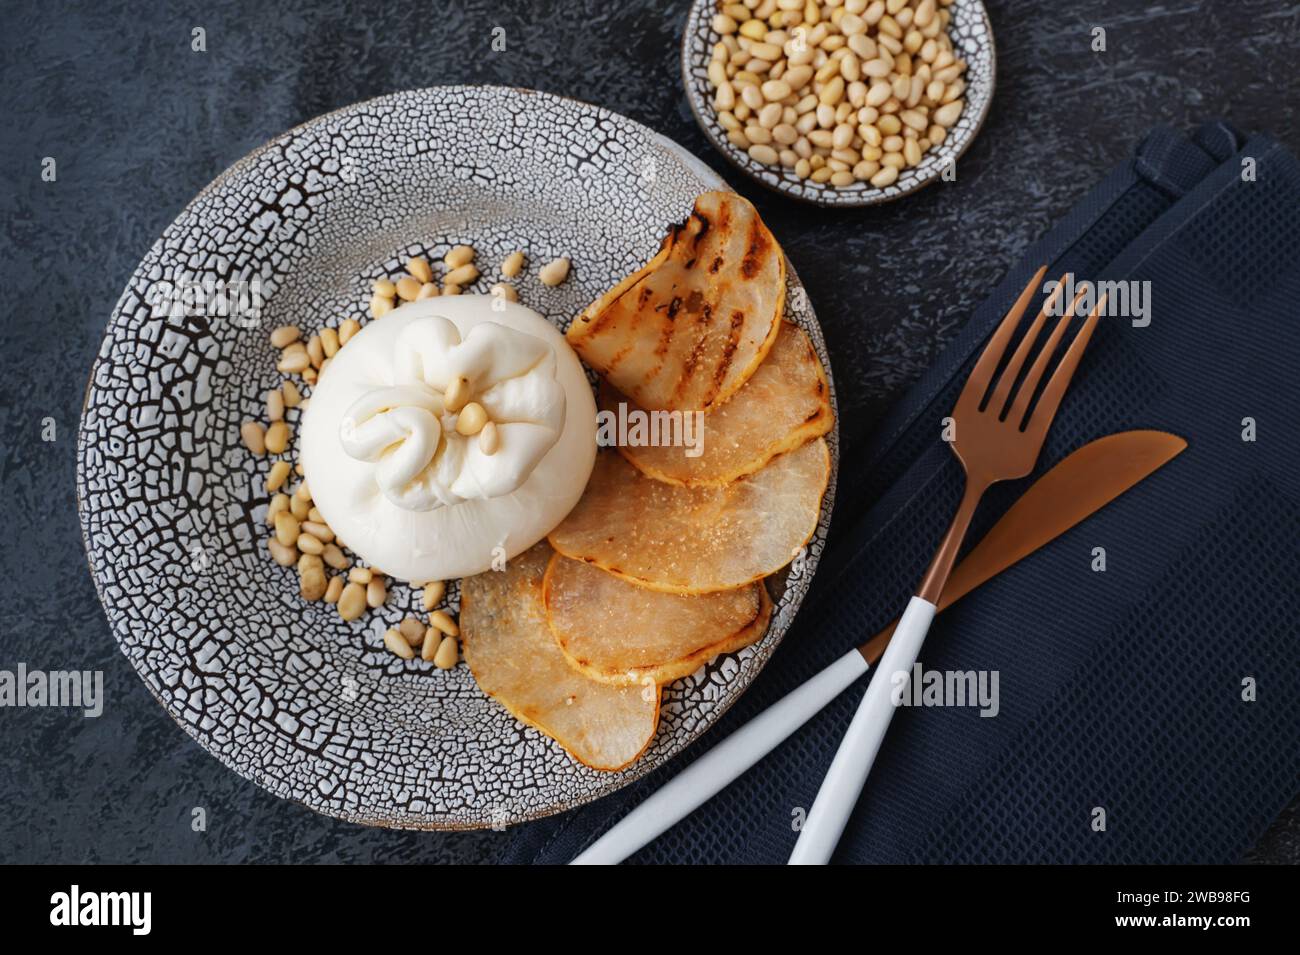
[682, 0, 996, 207]
[76, 86, 839, 829]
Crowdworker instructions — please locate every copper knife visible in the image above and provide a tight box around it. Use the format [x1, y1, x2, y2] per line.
[572, 429, 1187, 864]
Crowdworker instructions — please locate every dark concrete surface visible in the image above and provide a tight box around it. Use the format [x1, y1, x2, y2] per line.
[1, 0, 1296, 863]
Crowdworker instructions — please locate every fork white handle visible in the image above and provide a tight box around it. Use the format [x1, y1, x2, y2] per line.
[787, 595, 936, 864]
[570, 649, 870, 865]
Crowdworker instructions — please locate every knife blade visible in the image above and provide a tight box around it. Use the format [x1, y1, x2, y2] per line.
[572, 428, 1186, 864]
[858, 429, 1186, 662]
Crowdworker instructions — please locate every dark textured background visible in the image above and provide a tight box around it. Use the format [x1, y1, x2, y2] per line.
[1, 0, 1295, 863]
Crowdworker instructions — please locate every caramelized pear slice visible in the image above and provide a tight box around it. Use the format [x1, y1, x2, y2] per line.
[603, 321, 832, 487]
[460, 542, 660, 771]
[544, 554, 772, 686]
[568, 190, 784, 411]
[549, 438, 830, 594]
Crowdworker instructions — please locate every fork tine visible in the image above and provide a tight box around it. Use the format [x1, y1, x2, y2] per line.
[960, 265, 1048, 407]
[1006, 283, 1091, 426]
[1024, 292, 1107, 436]
[986, 274, 1068, 417]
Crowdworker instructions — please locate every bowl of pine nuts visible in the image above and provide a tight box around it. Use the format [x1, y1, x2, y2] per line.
[683, 0, 995, 206]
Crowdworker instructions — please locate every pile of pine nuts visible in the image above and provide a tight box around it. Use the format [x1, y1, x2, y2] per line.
[706, 0, 967, 188]
[368, 246, 569, 318]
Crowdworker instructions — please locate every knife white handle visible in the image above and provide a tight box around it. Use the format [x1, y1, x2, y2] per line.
[788, 595, 936, 864]
[569, 649, 870, 865]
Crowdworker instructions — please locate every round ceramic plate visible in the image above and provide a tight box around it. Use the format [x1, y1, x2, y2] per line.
[76, 86, 839, 829]
[681, 0, 995, 207]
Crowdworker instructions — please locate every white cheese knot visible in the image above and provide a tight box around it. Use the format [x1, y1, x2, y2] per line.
[337, 315, 566, 512]
[299, 296, 595, 582]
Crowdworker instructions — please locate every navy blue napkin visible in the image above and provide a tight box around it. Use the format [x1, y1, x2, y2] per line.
[501, 123, 1300, 864]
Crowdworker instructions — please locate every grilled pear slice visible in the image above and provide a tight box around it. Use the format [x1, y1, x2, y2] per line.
[461, 542, 660, 771]
[568, 190, 784, 412]
[603, 321, 832, 487]
[549, 438, 830, 594]
[544, 554, 772, 686]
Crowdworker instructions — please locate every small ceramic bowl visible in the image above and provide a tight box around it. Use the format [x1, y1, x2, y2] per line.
[681, 0, 996, 207]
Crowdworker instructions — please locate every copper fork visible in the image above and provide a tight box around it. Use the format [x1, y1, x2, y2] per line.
[788, 265, 1107, 864]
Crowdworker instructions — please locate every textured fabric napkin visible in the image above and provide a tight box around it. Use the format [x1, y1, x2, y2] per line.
[500, 122, 1300, 864]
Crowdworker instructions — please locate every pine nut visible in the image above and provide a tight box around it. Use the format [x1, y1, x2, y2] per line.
[264, 421, 290, 455]
[323, 576, 344, 604]
[266, 461, 291, 492]
[444, 376, 471, 414]
[445, 263, 479, 287]
[322, 543, 348, 570]
[384, 628, 415, 660]
[420, 627, 441, 662]
[289, 492, 309, 520]
[320, 327, 340, 358]
[478, 420, 500, 455]
[270, 326, 300, 348]
[300, 562, 327, 601]
[429, 609, 460, 637]
[282, 380, 302, 407]
[297, 519, 332, 540]
[241, 421, 267, 455]
[366, 577, 387, 609]
[934, 99, 964, 126]
[399, 615, 426, 646]
[444, 245, 475, 269]
[267, 493, 290, 524]
[393, 276, 421, 302]
[267, 538, 298, 567]
[274, 512, 300, 548]
[417, 282, 439, 299]
[870, 165, 899, 187]
[406, 257, 433, 284]
[538, 257, 571, 286]
[421, 580, 446, 611]
[369, 295, 394, 318]
[297, 533, 325, 557]
[337, 319, 359, 346]
[853, 159, 881, 180]
[456, 402, 488, 437]
[338, 582, 367, 621]
[372, 278, 396, 297]
[749, 143, 779, 164]
[433, 635, 458, 670]
[443, 283, 461, 296]
[277, 350, 310, 374]
[501, 251, 525, 277]
[348, 567, 373, 585]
